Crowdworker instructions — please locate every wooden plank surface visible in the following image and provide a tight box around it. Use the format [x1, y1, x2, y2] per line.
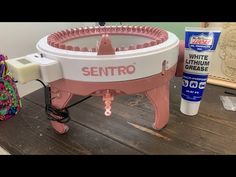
[24, 88, 213, 154]
[0, 77, 235, 154]
[0, 99, 140, 155]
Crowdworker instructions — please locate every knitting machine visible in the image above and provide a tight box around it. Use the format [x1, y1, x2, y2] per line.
[6, 25, 184, 134]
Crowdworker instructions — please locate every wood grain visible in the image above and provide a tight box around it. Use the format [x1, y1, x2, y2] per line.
[0, 77, 234, 154]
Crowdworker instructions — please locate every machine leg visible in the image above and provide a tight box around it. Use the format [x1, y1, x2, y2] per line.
[145, 82, 170, 130]
[50, 87, 73, 134]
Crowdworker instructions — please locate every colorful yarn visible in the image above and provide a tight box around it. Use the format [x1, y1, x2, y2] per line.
[0, 54, 21, 120]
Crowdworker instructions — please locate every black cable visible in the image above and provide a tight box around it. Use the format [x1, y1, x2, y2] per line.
[65, 96, 92, 109]
[35, 79, 92, 123]
[46, 105, 70, 123]
[36, 79, 46, 88]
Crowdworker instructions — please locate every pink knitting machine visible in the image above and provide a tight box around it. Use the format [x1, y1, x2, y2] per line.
[8, 25, 185, 134]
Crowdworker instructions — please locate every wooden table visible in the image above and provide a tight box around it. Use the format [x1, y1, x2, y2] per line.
[0, 78, 235, 154]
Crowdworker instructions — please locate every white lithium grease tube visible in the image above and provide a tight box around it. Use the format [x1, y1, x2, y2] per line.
[180, 27, 221, 115]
